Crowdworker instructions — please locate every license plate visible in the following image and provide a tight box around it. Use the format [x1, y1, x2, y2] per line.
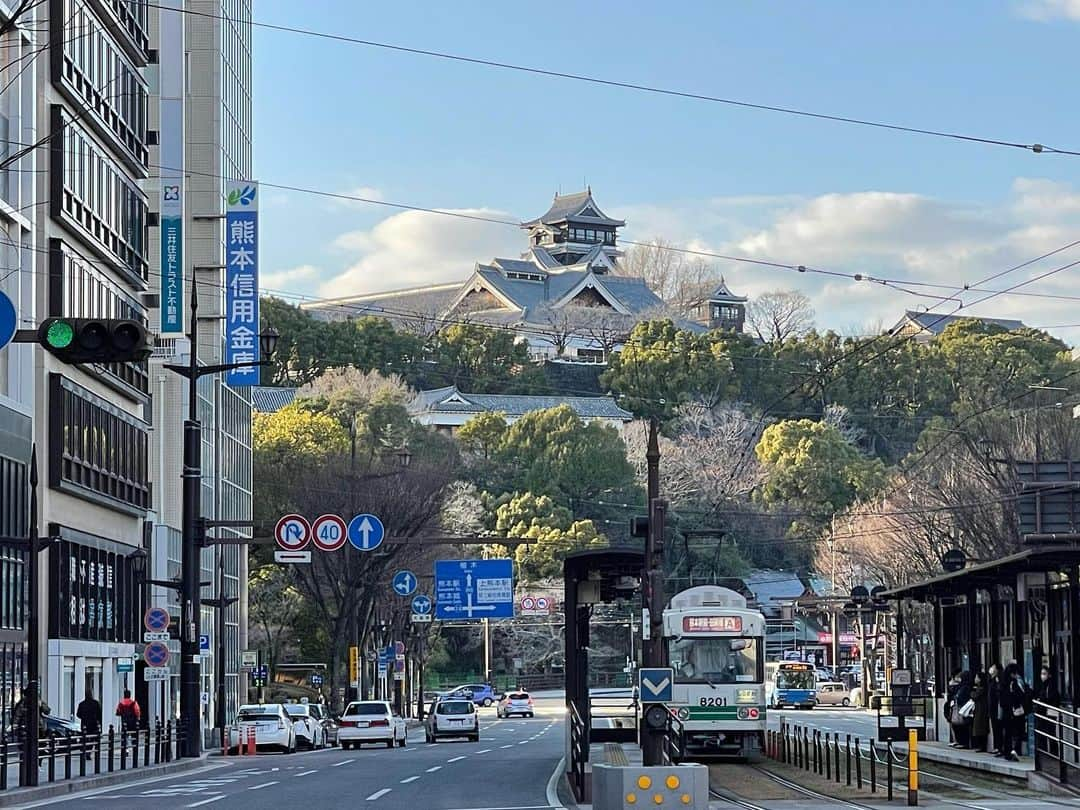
[257, 723, 276, 731]
[356, 721, 369, 728]
[451, 719, 462, 724]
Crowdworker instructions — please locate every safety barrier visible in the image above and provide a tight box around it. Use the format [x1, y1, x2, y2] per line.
[767, 720, 920, 805]
[0, 722, 185, 791]
[1033, 699, 1080, 788]
[222, 726, 258, 756]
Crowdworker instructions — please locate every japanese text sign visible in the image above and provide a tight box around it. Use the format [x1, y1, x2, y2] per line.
[225, 180, 259, 387]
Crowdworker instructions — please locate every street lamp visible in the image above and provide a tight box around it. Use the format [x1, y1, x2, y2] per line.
[164, 281, 277, 757]
[395, 443, 412, 469]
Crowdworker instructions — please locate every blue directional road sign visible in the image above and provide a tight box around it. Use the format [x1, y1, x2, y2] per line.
[311, 673, 324, 686]
[392, 570, 417, 596]
[434, 559, 514, 621]
[638, 667, 674, 703]
[0, 292, 15, 352]
[411, 595, 432, 615]
[348, 513, 385, 551]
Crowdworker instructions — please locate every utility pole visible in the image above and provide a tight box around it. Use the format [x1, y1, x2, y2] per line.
[641, 417, 668, 766]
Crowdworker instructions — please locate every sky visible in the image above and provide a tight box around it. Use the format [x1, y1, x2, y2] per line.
[252, 0, 1080, 344]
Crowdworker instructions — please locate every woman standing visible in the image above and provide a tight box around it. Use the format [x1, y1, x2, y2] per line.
[948, 671, 973, 749]
[1003, 663, 1032, 762]
[1034, 665, 1060, 759]
[970, 671, 990, 753]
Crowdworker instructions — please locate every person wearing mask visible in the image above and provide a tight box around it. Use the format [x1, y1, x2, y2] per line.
[1003, 663, 1032, 762]
[946, 671, 973, 748]
[970, 671, 990, 753]
[114, 690, 141, 734]
[1034, 665, 1060, 759]
[987, 663, 1006, 756]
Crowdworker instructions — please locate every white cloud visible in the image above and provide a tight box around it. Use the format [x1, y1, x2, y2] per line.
[1016, 0, 1080, 19]
[317, 208, 521, 297]
[261, 263, 322, 291]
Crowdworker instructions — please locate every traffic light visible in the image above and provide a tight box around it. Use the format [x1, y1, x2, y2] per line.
[37, 318, 153, 364]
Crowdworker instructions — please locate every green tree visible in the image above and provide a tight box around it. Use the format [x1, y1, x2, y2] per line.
[425, 324, 547, 393]
[497, 405, 635, 505]
[490, 492, 606, 581]
[601, 319, 732, 421]
[457, 411, 508, 460]
[253, 403, 349, 462]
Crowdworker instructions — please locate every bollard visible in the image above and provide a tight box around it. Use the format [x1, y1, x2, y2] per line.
[887, 742, 893, 801]
[48, 735, 56, 782]
[834, 733, 841, 784]
[144, 727, 151, 766]
[133, 729, 140, 769]
[826, 733, 832, 780]
[94, 731, 101, 775]
[1, 736, 8, 791]
[856, 737, 862, 789]
[80, 732, 87, 777]
[870, 742, 876, 793]
[107, 726, 115, 773]
[223, 725, 229, 757]
[155, 724, 162, 765]
[803, 727, 810, 771]
[907, 728, 919, 806]
[813, 730, 819, 774]
[846, 734, 852, 786]
[246, 726, 256, 756]
[65, 733, 72, 780]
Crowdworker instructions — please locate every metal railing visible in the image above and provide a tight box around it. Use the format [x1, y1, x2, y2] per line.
[1033, 700, 1080, 788]
[568, 700, 589, 802]
[0, 722, 185, 791]
[588, 692, 639, 744]
[660, 710, 686, 765]
[768, 719, 918, 803]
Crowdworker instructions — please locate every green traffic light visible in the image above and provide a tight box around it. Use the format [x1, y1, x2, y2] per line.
[46, 320, 75, 349]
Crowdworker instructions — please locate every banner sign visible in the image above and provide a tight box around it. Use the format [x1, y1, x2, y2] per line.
[224, 180, 259, 387]
[158, 0, 184, 333]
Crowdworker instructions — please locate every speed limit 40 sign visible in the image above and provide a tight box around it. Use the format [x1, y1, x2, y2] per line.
[311, 514, 348, 552]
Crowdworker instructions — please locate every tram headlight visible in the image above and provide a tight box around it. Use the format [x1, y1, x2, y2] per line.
[676, 707, 690, 721]
[736, 689, 756, 704]
[737, 707, 761, 721]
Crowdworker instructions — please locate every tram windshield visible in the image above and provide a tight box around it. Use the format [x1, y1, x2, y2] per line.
[668, 637, 760, 684]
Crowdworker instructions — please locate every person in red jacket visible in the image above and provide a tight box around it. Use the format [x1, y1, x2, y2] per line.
[115, 690, 141, 733]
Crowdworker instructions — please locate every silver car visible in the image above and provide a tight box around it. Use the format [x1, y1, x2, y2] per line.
[497, 690, 534, 718]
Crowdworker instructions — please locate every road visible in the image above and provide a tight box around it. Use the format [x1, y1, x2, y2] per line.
[7, 697, 566, 810]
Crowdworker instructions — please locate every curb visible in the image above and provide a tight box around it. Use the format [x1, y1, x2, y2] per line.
[0, 755, 217, 807]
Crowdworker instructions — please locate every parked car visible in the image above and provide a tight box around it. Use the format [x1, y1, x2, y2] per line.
[497, 691, 534, 718]
[445, 683, 499, 707]
[425, 698, 479, 742]
[338, 700, 406, 749]
[309, 703, 338, 746]
[815, 682, 851, 707]
[849, 687, 886, 709]
[284, 703, 327, 749]
[230, 704, 296, 754]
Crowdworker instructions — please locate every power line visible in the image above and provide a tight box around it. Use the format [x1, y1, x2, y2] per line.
[143, 1, 1080, 157]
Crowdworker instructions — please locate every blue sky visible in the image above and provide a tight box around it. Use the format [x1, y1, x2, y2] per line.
[252, 0, 1080, 342]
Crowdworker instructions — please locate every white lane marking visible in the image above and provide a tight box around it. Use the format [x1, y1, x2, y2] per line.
[400, 776, 420, 783]
[500, 744, 513, 749]
[295, 769, 318, 777]
[366, 788, 392, 800]
[186, 798, 226, 808]
[448, 755, 466, 763]
[518, 741, 529, 745]
[476, 748, 492, 753]
[331, 758, 355, 767]
[426, 765, 442, 772]
[546, 755, 567, 810]
[247, 781, 279, 791]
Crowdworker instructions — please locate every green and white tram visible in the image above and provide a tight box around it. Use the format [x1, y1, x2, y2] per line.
[663, 585, 767, 758]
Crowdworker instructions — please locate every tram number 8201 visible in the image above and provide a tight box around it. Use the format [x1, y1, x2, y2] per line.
[698, 697, 728, 706]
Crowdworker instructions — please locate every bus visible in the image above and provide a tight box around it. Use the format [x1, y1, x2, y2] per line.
[765, 661, 817, 709]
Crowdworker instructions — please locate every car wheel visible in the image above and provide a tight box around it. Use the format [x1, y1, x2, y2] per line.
[385, 739, 394, 749]
[842, 698, 850, 707]
[341, 741, 350, 750]
[469, 733, 479, 742]
[528, 712, 534, 718]
[482, 698, 493, 707]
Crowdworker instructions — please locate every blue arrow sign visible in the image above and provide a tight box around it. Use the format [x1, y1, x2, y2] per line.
[347, 513, 385, 551]
[392, 570, 417, 596]
[0, 292, 15, 351]
[411, 594, 432, 615]
[638, 667, 674, 702]
[434, 559, 514, 621]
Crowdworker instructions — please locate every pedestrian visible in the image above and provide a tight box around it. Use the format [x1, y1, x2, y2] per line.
[970, 671, 990, 753]
[1003, 663, 1032, 762]
[987, 663, 1006, 756]
[114, 690, 141, 734]
[77, 690, 102, 759]
[1034, 665, 1060, 759]
[946, 670, 973, 748]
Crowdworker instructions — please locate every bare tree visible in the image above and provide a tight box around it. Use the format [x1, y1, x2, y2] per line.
[617, 239, 720, 314]
[746, 290, 815, 343]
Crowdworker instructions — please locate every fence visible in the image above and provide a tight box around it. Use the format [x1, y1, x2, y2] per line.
[766, 719, 919, 804]
[1033, 700, 1080, 788]
[0, 722, 185, 792]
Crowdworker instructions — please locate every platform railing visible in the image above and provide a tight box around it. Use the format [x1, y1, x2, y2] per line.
[1033, 700, 1080, 787]
[568, 699, 589, 802]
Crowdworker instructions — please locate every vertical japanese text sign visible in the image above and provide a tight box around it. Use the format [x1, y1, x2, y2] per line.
[158, 0, 184, 333]
[224, 180, 259, 387]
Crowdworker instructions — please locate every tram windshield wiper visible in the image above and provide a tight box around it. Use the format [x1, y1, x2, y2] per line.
[704, 674, 718, 690]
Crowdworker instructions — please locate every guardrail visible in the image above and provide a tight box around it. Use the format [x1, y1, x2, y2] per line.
[1034, 699, 1080, 788]
[767, 719, 920, 804]
[589, 693, 638, 744]
[0, 722, 185, 791]
[568, 700, 589, 802]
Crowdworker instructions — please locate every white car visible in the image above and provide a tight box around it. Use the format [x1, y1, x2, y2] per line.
[425, 698, 479, 743]
[338, 701, 406, 749]
[231, 704, 297, 754]
[284, 703, 327, 749]
[497, 690, 534, 718]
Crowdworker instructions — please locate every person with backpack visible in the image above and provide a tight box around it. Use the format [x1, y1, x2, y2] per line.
[115, 690, 141, 734]
[1003, 663, 1032, 762]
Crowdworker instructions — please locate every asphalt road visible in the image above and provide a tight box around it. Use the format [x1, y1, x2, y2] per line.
[7, 697, 566, 810]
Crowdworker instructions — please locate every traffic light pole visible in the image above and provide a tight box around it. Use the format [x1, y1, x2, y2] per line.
[642, 417, 667, 767]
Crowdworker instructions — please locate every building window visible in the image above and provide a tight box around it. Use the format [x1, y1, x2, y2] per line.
[576, 348, 605, 364]
[54, 0, 148, 171]
[713, 304, 741, 323]
[94, 0, 149, 59]
[49, 374, 150, 514]
[49, 240, 149, 398]
[51, 108, 148, 287]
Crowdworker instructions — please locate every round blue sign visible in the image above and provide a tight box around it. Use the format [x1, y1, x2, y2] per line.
[412, 595, 432, 615]
[0, 291, 16, 351]
[392, 570, 417, 596]
[347, 513, 385, 551]
[144, 606, 170, 632]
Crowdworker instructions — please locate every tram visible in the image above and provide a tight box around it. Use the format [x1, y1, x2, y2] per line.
[662, 585, 767, 758]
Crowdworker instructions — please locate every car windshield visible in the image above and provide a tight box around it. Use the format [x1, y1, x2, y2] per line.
[344, 703, 388, 716]
[507, 693, 529, 700]
[284, 707, 309, 718]
[777, 669, 816, 690]
[437, 701, 474, 715]
[669, 637, 760, 683]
